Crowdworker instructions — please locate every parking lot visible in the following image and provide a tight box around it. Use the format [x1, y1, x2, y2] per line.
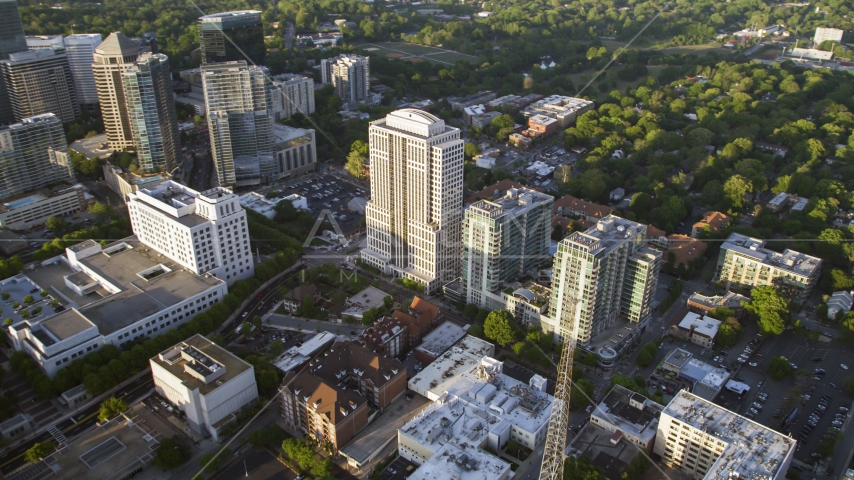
[378, 455, 417, 480]
[269, 174, 367, 235]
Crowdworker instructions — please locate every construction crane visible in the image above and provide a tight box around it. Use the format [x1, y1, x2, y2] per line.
[538, 311, 577, 480]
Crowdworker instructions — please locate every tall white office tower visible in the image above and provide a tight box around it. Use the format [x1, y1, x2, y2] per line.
[201, 61, 274, 187]
[360, 109, 464, 294]
[64, 34, 102, 112]
[93, 32, 140, 151]
[127, 180, 255, 285]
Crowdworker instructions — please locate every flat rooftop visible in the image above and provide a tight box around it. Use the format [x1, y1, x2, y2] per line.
[43, 414, 160, 480]
[593, 385, 663, 444]
[676, 312, 721, 338]
[408, 336, 495, 399]
[274, 331, 336, 372]
[340, 392, 430, 465]
[346, 286, 391, 310]
[73, 238, 223, 335]
[663, 390, 796, 480]
[721, 232, 821, 277]
[664, 348, 693, 370]
[273, 123, 313, 145]
[568, 422, 636, 480]
[151, 334, 252, 396]
[467, 187, 553, 220]
[441, 359, 552, 436]
[407, 441, 511, 480]
[414, 322, 467, 358]
[563, 215, 647, 255]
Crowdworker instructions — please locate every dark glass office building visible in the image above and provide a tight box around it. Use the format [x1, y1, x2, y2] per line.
[0, 0, 28, 125]
[198, 11, 266, 66]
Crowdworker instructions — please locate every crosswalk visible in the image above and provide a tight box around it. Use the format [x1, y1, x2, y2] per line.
[47, 426, 66, 446]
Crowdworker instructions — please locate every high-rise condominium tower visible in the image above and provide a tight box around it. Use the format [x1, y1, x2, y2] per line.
[320, 54, 371, 109]
[361, 109, 464, 294]
[93, 32, 141, 151]
[0, 113, 72, 198]
[198, 11, 265, 65]
[64, 34, 102, 111]
[0, 0, 28, 125]
[269, 73, 315, 120]
[1, 48, 80, 123]
[122, 53, 181, 173]
[550, 215, 662, 344]
[202, 61, 274, 187]
[462, 187, 554, 309]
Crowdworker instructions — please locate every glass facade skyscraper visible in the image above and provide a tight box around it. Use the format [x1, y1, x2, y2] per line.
[123, 53, 181, 173]
[0, 113, 72, 199]
[198, 11, 265, 66]
[0, 0, 28, 125]
[201, 61, 273, 187]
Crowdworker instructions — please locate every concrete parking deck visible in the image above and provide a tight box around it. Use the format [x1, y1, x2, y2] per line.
[340, 395, 430, 469]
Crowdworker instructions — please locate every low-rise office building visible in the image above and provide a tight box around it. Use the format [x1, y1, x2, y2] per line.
[412, 321, 468, 365]
[669, 312, 720, 348]
[686, 291, 748, 319]
[8, 237, 227, 377]
[0, 184, 93, 230]
[401, 356, 552, 462]
[273, 124, 317, 179]
[590, 385, 663, 452]
[151, 334, 258, 440]
[522, 95, 594, 127]
[409, 336, 495, 400]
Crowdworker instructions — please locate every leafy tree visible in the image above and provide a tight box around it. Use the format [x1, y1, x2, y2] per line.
[88, 202, 114, 224]
[464, 303, 479, 319]
[199, 447, 231, 473]
[24, 442, 55, 463]
[483, 310, 515, 346]
[98, 397, 128, 422]
[635, 342, 659, 367]
[251, 315, 262, 331]
[361, 307, 378, 325]
[464, 142, 481, 160]
[154, 436, 192, 470]
[248, 425, 287, 448]
[269, 339, 285, 357]
[22, 295, 34, 304]
[239, 322, 251, 337]
[769, 356, 794, 380]
[743, 286, 789, 335]
[716, 318, 742, 347]
[45, 216, 70, 236]
[580, 352, 598, 367]
[723, 174, 753, 209]
[563, 456, 603, 480]
[383, 295, 394, 310]
[512, 341, 526, 356]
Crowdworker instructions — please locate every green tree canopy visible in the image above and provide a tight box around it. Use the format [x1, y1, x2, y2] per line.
[98, 396, 128, 422]
[743, 286, 789, 335]
[24, 442, 55, 463]
[153, 436, 192, 470]
[769, 356, 794, 380]
[483, 310, 515, 346]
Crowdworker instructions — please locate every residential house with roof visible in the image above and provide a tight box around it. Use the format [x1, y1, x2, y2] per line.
[687, 291, 749, 319]
[553, 194, 611, 223]
[280, 283, 319, 314]
[669, 312, 721, 348]
[390, 297, 444, 347]
[827, 291, 853, 319]
[664, 235, 707, 267]
[589, 385, 664, 454]
[691, 211, 731, 238]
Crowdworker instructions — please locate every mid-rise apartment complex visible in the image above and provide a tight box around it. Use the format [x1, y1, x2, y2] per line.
[0, 113, 72, 199]
[93, 32, 140, 151]
[654, 390, 795, 480]
[127, 181, 254, 284]
[198, 11, 265, 66]
[0, 48, 79, 123]
[122, 53, 181, 173]
[201, 61, 274, 187]
[320, 54, 374, 109]
[462, 187, 553, 309]
[550, 216, 662, 344]
[0, 184, 91, 230]
[63, 34, 102, 110]
[270, 73, 315, 120]
[280, 342, 406, 451]
[361, 109, 464, 294]
[151, 334, 258, 440]
[715, 232, 821, 304]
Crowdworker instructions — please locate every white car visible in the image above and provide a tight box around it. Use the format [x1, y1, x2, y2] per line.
[749, 362, 758, 367]
[842, 364, 849, 370]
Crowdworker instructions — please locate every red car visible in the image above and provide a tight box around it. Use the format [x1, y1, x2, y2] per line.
[254, 333, 262, 338]
[256, 294, 263, 300]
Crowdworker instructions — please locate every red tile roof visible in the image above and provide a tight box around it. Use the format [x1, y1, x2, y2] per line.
[553, 194, 611, 220]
